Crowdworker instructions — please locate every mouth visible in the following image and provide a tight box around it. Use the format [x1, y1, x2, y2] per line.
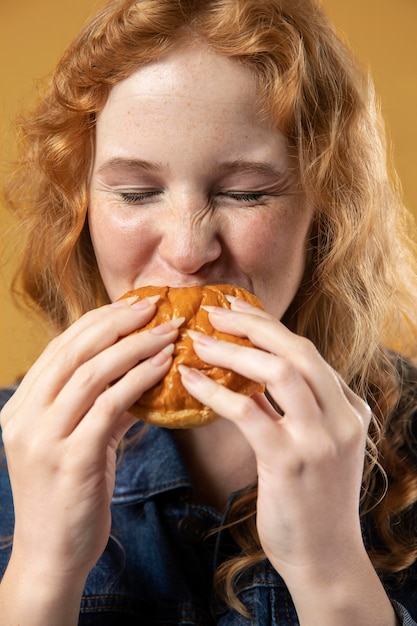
[132, 280, 251, 291]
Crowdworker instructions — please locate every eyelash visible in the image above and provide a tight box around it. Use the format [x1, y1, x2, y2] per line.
[220, 192, 264, 203]
[118, 190, 266, 205]
[119, 191, 160, 204]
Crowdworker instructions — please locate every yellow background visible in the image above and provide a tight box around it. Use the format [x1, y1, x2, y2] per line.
[1, 0, 416, 386]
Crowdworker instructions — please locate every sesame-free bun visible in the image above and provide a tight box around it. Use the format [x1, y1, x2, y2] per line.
[119, 284, 264, 428]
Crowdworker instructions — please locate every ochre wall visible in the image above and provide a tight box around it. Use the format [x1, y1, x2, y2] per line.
[1, 0, 416, 386]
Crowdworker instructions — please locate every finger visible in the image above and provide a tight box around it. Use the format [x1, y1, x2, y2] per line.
[107, 410, 139, 447]
[199, 306, 354, 420]
[72, 344, 175, 450]
[9, 297, 161, 412]
[203, 302, 315, 364]
[188, 330, 320, 426]
[178, 365, 288, 458]
[51, 320, 182, 435]
[226, 294, 273, 321]
[334, 371, 373, 428]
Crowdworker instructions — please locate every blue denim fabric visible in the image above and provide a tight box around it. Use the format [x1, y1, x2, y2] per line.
[1, 385, 416, 625]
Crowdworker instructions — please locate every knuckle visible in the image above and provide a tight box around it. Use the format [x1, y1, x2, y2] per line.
[302, 434, 339, 468]
[0, 403, 21, 447]
[46, 336, 80, 373]
[270, 357, 299, 386]
[100, 313, 121, 337]
[326, 411, 365, 455]
[342, 417, 365, 449]
[295, 335, 319, 360]
[92, 390, 119, 417]
[235, 394, 257, 421]
[243, 312, 270, 338]
[43, 333, 63, 357]
[358, 400, 373, 426]
[0, 404, 11, 429]
[70, 360, 99, 390]
[1, 417, 27, 456]
[0, 420, 14, 448]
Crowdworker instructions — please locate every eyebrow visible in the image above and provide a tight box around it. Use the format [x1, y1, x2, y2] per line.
[95, 156, 288, 181]
[214, 159, 288, 180]
[96, 157, 163, 175]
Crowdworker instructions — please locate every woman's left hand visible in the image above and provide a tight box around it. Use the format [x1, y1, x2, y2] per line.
[179, 297, 373, 594]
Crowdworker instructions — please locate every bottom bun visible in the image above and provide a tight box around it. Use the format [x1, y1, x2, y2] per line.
[119, 284, 264, 428]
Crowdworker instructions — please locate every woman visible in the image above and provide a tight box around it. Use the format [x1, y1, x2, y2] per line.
[1, 0, 417, 624]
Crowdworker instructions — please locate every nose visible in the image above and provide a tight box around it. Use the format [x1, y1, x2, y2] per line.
[158, 209, 222, 276]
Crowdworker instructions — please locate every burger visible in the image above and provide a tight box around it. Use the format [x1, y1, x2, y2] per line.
[119, 284, 264, 428]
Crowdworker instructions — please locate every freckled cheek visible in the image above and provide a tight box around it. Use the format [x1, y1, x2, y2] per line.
[88, 210, 155, 289]
[232, 211, 312, 314]
[228, 213, 298, 273]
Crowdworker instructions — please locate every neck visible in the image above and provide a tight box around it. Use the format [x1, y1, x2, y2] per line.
[174, 417, 257, 512]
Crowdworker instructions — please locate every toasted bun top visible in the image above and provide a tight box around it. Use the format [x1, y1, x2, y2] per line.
[119, 284, 264, 428]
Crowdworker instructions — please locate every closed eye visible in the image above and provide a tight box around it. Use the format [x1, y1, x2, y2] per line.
[119, 190, 161, 204]
[218, 192, 265, 203]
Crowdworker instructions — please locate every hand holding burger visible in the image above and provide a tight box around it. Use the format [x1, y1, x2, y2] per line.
[119, 284, 264, 428]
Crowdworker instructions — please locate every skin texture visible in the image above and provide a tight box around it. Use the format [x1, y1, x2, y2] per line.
[88, 45, 313, 317]
[0, 44, 398, 625]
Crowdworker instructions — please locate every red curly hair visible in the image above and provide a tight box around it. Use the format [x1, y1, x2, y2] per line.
[5, 0, 417, 613]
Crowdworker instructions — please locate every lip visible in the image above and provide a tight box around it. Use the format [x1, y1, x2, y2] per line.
[131, 281, 253, 293]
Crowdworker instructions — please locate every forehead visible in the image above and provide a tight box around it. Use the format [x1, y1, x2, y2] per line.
[93, 43, 291, 176]
[97, 44, 261, 126]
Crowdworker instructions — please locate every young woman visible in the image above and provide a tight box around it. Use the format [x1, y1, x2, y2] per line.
[1, 0, 416, 624]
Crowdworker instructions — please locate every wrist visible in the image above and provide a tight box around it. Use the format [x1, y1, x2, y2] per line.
[11, 522, 97, 584]
[0, 550, 87, 626]
[273, 549, 397, 626]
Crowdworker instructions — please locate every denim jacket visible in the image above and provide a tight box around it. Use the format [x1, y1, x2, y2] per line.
[0, 385, 416, 625]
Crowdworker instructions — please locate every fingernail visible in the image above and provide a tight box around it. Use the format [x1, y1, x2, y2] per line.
[151, 343, 175, 366]
[111, 295, 138, 307]
[226, 296, 254, 309]
[131, 295, 160, 310]
[201, 305, 231, 315]
[187, 329, 217, 345]
[178, 364, 204, 382]
[151, 317, 185, 334]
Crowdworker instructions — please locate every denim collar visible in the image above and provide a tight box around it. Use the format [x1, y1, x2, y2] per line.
[113, 422, 192, 504]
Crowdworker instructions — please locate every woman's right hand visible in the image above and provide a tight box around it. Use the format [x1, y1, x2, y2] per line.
[0, 296, 179, 588]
